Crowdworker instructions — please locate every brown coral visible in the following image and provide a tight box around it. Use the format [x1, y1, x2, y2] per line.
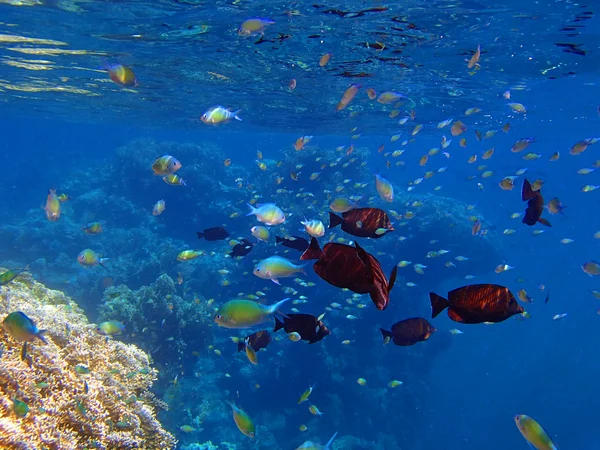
[0, 271, 176, 449]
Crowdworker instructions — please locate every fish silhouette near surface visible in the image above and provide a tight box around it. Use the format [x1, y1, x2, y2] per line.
[329, 207, 394, 238]
[430, 284, 524, 324]
[301, 238, 397, 310]
[521, 179, 551, 227]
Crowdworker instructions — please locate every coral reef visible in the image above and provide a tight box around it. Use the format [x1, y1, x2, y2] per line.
[98, 274, 215, 377]
[0, 271, 176, 449]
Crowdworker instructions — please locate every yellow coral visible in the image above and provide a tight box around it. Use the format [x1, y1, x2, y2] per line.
[0, 271, 177, 449]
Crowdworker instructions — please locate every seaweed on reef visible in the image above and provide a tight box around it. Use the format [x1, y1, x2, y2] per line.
[0, 270, 177, 449]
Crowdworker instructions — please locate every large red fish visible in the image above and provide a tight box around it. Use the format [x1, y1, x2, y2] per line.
[329, 207, 393, 238]
[301, 238, 397, 310]
[430, 284, 524, 324]
[521, 179, 551, 227]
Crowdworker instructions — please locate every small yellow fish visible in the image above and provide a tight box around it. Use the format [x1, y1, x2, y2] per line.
[308, 405, 323, 416]
[508, 102, 527, 113]
[82, 222, 103, 235]
[244, 338, 258, 365]
[152, 155, 181, 176]
[201, 105, 242, 124]
[43, 189, 61, 222]
[152, 199, 166, 216]
[103, 62, 138, 87]
[288, 332, 301, 342]
[375, 174, 394, 202]
[177, 250, 203, 261]
[514, 415, 558, 450]
[302, 220, 325, 238]
[298, 383, 316, 404]
[251, 226, 270, 242]
[495, 264, 514, 273]
[163, 174, 186, 186]
[517, 289, 533, 304]
[227, 400, 255, 438]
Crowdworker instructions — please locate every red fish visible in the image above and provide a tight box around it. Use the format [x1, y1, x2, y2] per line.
[301, 238, 397, 310]
[329, 207, 393, 238]
[380, 318, 436, 346]
[430, 284, 524, 324]
[521, 179, 551, 227]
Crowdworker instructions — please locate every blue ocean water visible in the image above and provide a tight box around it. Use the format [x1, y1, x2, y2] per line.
[1, 0, 600, 449]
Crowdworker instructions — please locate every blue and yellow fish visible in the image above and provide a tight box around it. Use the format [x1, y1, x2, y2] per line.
[2, 312, 47, 344]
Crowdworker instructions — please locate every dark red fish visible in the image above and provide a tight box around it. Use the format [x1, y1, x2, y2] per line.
[430, 284, 524, 324]
[301, 238, 397, 310]
[380, 318, 436, 346]
[329, 207, 393, 238]
[521, 179, 551, 227]
[236, 330, 271, 352]
[197, 226, 230, 241]
[229, 238, 254, 258]
[275, 235, 310, 252]
[273, 313, 330, 344]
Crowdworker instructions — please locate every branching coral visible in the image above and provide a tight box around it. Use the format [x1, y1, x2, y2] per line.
[0, 271, 177, 449]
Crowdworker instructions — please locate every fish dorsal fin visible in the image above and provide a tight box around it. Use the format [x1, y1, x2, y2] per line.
[354, 241, 370, 268]
[387, 265, 398, 292]
[521, 179, 536, 201]
[300, 237, 324, 260]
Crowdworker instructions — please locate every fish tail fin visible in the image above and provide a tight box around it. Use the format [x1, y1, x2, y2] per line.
[538, 217, 552, 227]
[98, 57, 110, 71]
[273, 316, 284, 332]
[268, 297, 290, 319]
[300, 237, 324, 260]
[328, 211, 343, 229]
[430, 292, 449, 318]
[246, 203, 257, 216]
[299, 263, 308, 275]
[236, 342, 245, 352]
[225, 399, 238, 412]
[233, 109, 242, 121]
[324, 432, 338, 450]
[196, 232, 205, 239]
[521, 179, 536, 201]
[380, 328, 393, 341]
[275, 236, 283, 244]
[37, 329, 48, 344]
[387, 266, 398, 292]
[99, 258, 109, 269]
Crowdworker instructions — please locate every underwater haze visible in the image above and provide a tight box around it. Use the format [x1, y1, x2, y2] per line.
[0, 0, 599, 449]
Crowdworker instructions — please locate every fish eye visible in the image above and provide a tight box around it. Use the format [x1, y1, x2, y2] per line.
[216, 314, 221, 319]
[249, 432, 255, 437]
